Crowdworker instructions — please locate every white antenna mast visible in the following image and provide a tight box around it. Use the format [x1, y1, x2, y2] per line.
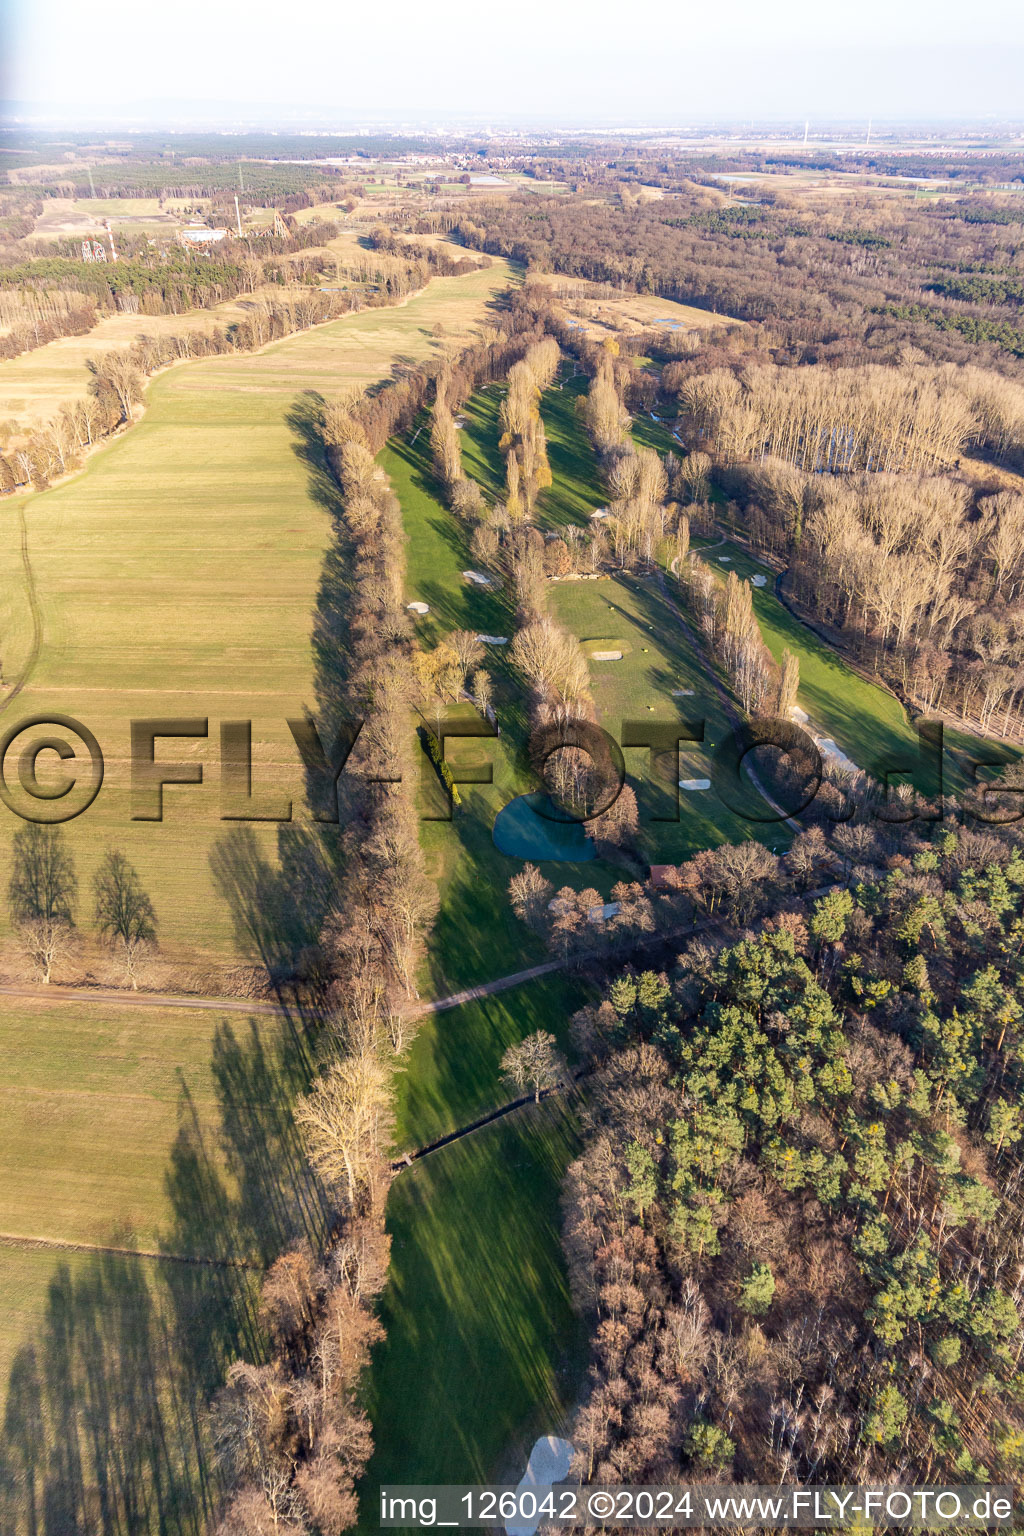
[803, 120, 809, 146]
[866, 117, 872, 146]
[234, 194, 243, 238]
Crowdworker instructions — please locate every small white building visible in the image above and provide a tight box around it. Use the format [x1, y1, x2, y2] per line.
[179, 227, 227, 245]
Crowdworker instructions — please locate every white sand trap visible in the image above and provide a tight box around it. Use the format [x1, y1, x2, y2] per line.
[787, 707, 860, 773]
[463, 569, 493, 587]
[477, 634, 508, 645]
[591, 650, 623, 660]
[590, 507, 611, 520]
[588, 901, 621, 923]
[718, 555, 732, 563]
[750, 573, 767, 587]
[818, 738, 860, 774]
[506, 1437, 575, 1536]
[454, 416, 467, 428]
[672, 688, 696, 696]
[680, 778, 712, 791]
[407, 601, 429, 614]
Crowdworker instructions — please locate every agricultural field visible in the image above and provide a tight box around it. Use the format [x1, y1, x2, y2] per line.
[0, 258, 513, 968]
[0, 288, 272, 434]
[0, 987, 323, 1530]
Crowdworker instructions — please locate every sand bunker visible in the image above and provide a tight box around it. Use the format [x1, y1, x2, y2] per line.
[750, 573, 767, 587]
[477, 634, 508, 645]
[591, 649, 623, 660]
[407, 601, 429, 614]
[672, 688, 696, 696]
[680, 778, 712, 791]
[818, 738, 860, 774]
[505, 1438, 576, 1536]
[787, 706, 860, 775]
[463, 569, 493, 587]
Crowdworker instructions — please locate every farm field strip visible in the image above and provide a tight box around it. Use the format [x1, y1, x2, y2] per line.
[0, 260, 513, 963]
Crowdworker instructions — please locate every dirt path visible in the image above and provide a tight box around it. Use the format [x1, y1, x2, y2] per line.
[409, 959, 568, 1017]
[0, 1230, 257, 1271]
[0, 981, 290, 1015]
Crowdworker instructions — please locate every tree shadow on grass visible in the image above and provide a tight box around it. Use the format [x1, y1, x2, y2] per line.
[0, 995, 328, 1536]
[0, 389, 360, 1536]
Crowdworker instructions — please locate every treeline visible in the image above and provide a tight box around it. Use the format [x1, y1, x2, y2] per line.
[718, 445, 1024, 738]
[0, 285, 97, 360]
[24, 163, 352, 201]
[684, 556, 797, 717]
[578, 346, 686, 567]
[561, 809, 1024, 1489]
[452, 188, 1024, 372]
[0, 287, 362, 489]
[0, 218, 342, 324]
[211, 386, 439, 1533]
[364, 223, 482, 279]
[0, 236, 475, 488]
[674, 362, 988, 473]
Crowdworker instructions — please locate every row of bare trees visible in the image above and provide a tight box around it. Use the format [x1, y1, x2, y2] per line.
[678, 362, 987, 474]
[743, 463, 1024, 738]
[211, 395, 439, 1535]
[499, 337, 559, 520]
[1, 288, 366, 491]
[683, 555, 798, 718]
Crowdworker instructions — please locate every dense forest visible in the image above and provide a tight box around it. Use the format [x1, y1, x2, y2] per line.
[453, 188, 1024, 368]
[563, 813, 1024, 1488]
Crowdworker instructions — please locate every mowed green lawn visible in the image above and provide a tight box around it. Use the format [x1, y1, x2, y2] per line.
[383, 412, 617, 998]
[705, 540, 1018, 795]
[0, 261, 513, 966]
[548, 573, 784, 860]
[393, 973, 585, 1153]
[361, 1103, 585, 1518]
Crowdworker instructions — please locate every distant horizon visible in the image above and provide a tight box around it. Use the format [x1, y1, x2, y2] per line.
[2, 106, 1024, 141]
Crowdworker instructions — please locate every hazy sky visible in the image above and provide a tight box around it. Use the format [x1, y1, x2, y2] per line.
[4, 0, 1024, 124]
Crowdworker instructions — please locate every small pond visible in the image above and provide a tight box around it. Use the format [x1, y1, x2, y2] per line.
[492, 792, 596, 862]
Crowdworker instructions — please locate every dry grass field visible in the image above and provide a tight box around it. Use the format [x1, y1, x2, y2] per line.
[536, 273, 743, 337]
[0, 258, 514, 968]
[0, 985, 327, 1536]
[0, 287, 284, 435]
